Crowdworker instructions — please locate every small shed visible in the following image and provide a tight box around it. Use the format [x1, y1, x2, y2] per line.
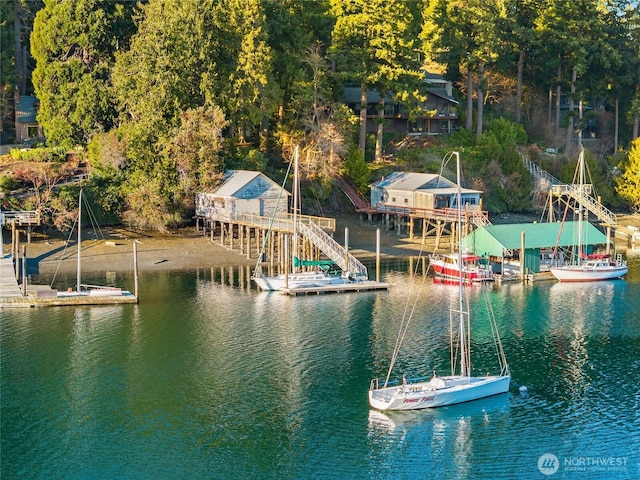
[460, 221, 609, 273]
[370, 171, 482, 211]
[196, 170, 289, 220]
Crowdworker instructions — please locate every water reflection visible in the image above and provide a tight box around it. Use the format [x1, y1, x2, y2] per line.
[367, 395, 512, 477]
[4, 261, 638, 479]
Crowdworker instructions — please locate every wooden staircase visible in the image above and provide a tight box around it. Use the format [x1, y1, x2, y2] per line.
[335, 176, 370, 211]
[522, 154, 616, 226]
[564, 185, 617, 226]
[297, 221, 368, 279]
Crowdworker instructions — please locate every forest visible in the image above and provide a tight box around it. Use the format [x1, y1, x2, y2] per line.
[1, 0, 640, 231]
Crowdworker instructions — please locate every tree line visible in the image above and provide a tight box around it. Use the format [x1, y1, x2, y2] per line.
[1, 0, 640, 229]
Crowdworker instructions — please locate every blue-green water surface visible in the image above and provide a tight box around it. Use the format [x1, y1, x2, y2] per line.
[2, 257, 640, 479]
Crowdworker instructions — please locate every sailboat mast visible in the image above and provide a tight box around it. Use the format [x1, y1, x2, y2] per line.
[292, 146, 299, 272]
[454, 152, 469, 378]
[77, 189, 82, 292]
[577, 148, 584, 266]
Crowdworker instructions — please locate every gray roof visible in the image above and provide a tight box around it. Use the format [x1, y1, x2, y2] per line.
[426, 87, 459, 104]
[371, 171, 480, 194]
[342, 72, 458, 105]
[215, 170, 286, 197]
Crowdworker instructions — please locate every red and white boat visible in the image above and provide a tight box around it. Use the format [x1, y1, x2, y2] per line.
[429, 253, 493, 282]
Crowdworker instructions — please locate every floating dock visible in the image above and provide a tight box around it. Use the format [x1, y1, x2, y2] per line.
[1, 291, 138, 308]
[281, 281, 390, 296]
[1, 254, 22, 298]
[0, 254, 137, 308]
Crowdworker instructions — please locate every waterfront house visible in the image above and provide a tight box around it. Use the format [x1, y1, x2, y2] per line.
[15, 95, 43, 143]
[370, 171, 482, 212]
[195, 170, 289, 220]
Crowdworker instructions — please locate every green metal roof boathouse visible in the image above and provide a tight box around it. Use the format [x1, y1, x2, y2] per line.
[460, 221, 610, 274]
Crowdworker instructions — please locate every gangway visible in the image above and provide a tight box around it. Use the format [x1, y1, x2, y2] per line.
[297, 221, 368, 279]
[522, 153, 617, 226]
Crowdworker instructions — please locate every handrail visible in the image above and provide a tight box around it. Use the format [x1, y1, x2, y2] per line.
[373, 203, 490, 225]
[522, 153, 617, 226]
[0, 210, 40, 226]
[298, 221, 368, 277]
[202, 211, 336, 232]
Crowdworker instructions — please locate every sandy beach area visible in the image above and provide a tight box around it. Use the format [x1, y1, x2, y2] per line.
[7, 212, 639, 277]
[6, 214, 430, 277]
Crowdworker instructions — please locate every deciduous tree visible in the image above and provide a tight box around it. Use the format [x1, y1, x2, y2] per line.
[616, 138, 640, 211]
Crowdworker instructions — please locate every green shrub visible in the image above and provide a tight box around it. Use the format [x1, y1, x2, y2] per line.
[0, 175, 17, 193]
[9, 147, 68, 162]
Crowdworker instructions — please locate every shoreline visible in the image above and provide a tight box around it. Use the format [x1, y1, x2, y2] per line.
[5, 212, 639, 278]
[7, 217, 429, 278]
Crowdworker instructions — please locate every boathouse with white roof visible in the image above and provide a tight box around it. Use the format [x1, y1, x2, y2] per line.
[195, 170, 290, 219]
[370, 171, 482, 211]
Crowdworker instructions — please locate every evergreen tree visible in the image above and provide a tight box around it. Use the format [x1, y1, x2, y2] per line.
[421, 0, 506, 137]
[111, 0, 222, 228]
[330, 0, 422, 159]
[616, 137, 640, 210]
[264, 0, 333, 154]
[0, 1, 16, 135]
[30, 0, 135, 146]
[215, 0, 273, 146]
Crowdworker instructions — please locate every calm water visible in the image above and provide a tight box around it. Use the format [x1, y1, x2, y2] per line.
[2, 256, 640, 479]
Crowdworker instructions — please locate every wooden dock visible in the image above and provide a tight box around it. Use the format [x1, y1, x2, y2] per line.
[281, 281, 390, 296]
[1, 291, 138, 308]
[1, 254, 137, 308]
[1, 254, 22, 298]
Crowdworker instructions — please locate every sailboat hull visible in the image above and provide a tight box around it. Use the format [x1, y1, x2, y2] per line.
[429, 254, 493, 282]
[549, 263, 627, 282]
[369, 375, 511, 411]
[252, 272, 351, 291]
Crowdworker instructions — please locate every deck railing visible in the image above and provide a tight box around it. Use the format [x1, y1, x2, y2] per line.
[0, 211, 40, 226]
[210, 211, 336, 232]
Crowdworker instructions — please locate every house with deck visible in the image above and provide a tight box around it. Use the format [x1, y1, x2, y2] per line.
[342, 72, 459, 136]
[195, 170, 289, 220]
[370, 171, 482, 212]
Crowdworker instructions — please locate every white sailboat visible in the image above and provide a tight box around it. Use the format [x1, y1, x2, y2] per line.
[369, 152, 510, 411]
[56, 189, 135, 298]
[251, 146, 351, 291]
[549, 148, 627, 282]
